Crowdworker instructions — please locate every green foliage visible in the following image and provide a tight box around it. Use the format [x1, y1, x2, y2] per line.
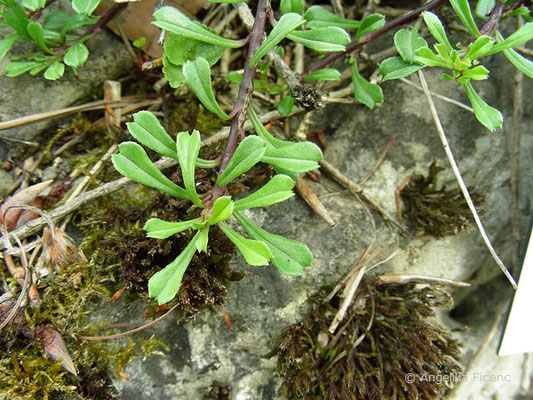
[356, 13, 385, 40]
[250, 13, 305, 67]
[304, 6, 360, 30]
[113, 110, 323, 304]
[287, 26, 350, 52]
[280, 0, 304, 15]
[350, 57, 383, 109]
[0, 0, 99, 79]
[303, 68, 341, 82]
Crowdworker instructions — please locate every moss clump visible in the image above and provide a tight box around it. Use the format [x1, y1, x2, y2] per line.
[400, 161, 485, 238]
[271, 280, 462, 400]
[0, 260, 166, 400]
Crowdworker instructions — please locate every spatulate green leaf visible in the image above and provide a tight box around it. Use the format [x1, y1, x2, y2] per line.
[235, 211, 312, 275]
[250, 13, 304, 67]
[465, 36, 494, 60]
[235, 175, 295, 211]
[287, 27, 350, 52]
[351, 58, 383, 109]
[63, 42, 89, 68]
[218, 222, 272, 266]
[502, 47, 533, 79]
[486, 23, 533, 55]
[379, 56, 423, 81]
[27, 22, 52, 53]
[450, 0, 480, 37]
[207, 196, 234, 225]
[21, 0, 45, 11]
[127, 111, 177, 159]
[463, 81, 502, 131]
[0, 34, 18, 62]
[148, 232, 200, 304]
[111, 142, 191, 200]
[394, 28, 428, 64]
[261, 142, 322, 173]
[356, 13, 385, 41]
[144, 217, 203, 239]
[195, 226, 209, 252]
[277, 95, 294, 116]
[153, 6, 242, 48]
[422, 12, 452, 51]
[303, 68, 341, 82]
[176, 130, 202, 205]
[304, 6, 360, 30]
[43, 61, 65, 80]
[216, 136, 267, 187]
[183, 57, 229, 120]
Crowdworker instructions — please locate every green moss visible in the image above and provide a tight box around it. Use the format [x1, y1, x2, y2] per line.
[271, 280, 462, 400]
[400, 161, 485, 238]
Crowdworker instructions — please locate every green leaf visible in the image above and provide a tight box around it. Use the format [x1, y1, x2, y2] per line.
[303, 68, 341, 82]
[4, 3, 30, 38]
[277, 95, 294, 116]
[502, 47, 533, 79]
[463, 81, 502, 131]
[207, 196, 234, 225]
[44, 12, 97, 33]
[148, 231, 200, 304]
[422, 12, 452, 52]
[21, 0, 45, 11]
[248, 107, 290, 149]
[280, 0, 304, 14]
[0, 34, 18, 62]
[226, 71, 243, 83]
[486, 23, 533, 55]
[462, 65, 489, 80]
[195, 158, 220, 169]
[162, 56, 186, 88]
[127, 111, 177, 159]
[356, 13, 385, 41]
[71, 0, 101, 15]
[394, 28, 428, 64]
[304, 6, 360, 30]
[218, 222, 272, 266]
[196, 226, 209, 252]
[414, 47, 452, 69]
[133, 36, 146, 48]
[465, 35, 494, 60]
[208, 0, 245, 3]
[351, 58, 383, 109]
[43, 61, 65, 80]
[450, 0, 480, 37]
[216, 136, 267, 187]
[261, 142, 322, 173]
[27, 22, 52, 53]
[176, 130, 202, 205]
[379, 56, 423, 81]
[475, 0, 495, 19]
[63, 42, 89, 68]
[144, 217, 203, 239]
[164, 32, 225, 67]
[235, 211, 312, 275]
[5, 61, 42, 77]
[111, 142, 191, 200]
[235, 175, 295, 211]
[287, 27, 350, 52]
[183, 57, 229, 120]
[250, 13, 305, 67]
[153, 6, 242, 48]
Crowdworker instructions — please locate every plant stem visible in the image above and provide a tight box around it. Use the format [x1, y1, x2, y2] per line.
[79, 4, 129, 41]
[218, 0, 268, 175]
[479, 1, 505, 36]
[300, 0, 447, 80]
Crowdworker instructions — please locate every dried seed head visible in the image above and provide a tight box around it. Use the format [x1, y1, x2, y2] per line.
[42, 226, 87, 270]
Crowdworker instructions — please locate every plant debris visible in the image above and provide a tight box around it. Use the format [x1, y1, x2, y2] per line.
[271, 280, 462, 400]
[400, 161, 485, 238]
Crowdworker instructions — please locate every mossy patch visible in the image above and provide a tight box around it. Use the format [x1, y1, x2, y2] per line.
[271, 280, 462, 400]
[400, 161, 485, 238]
